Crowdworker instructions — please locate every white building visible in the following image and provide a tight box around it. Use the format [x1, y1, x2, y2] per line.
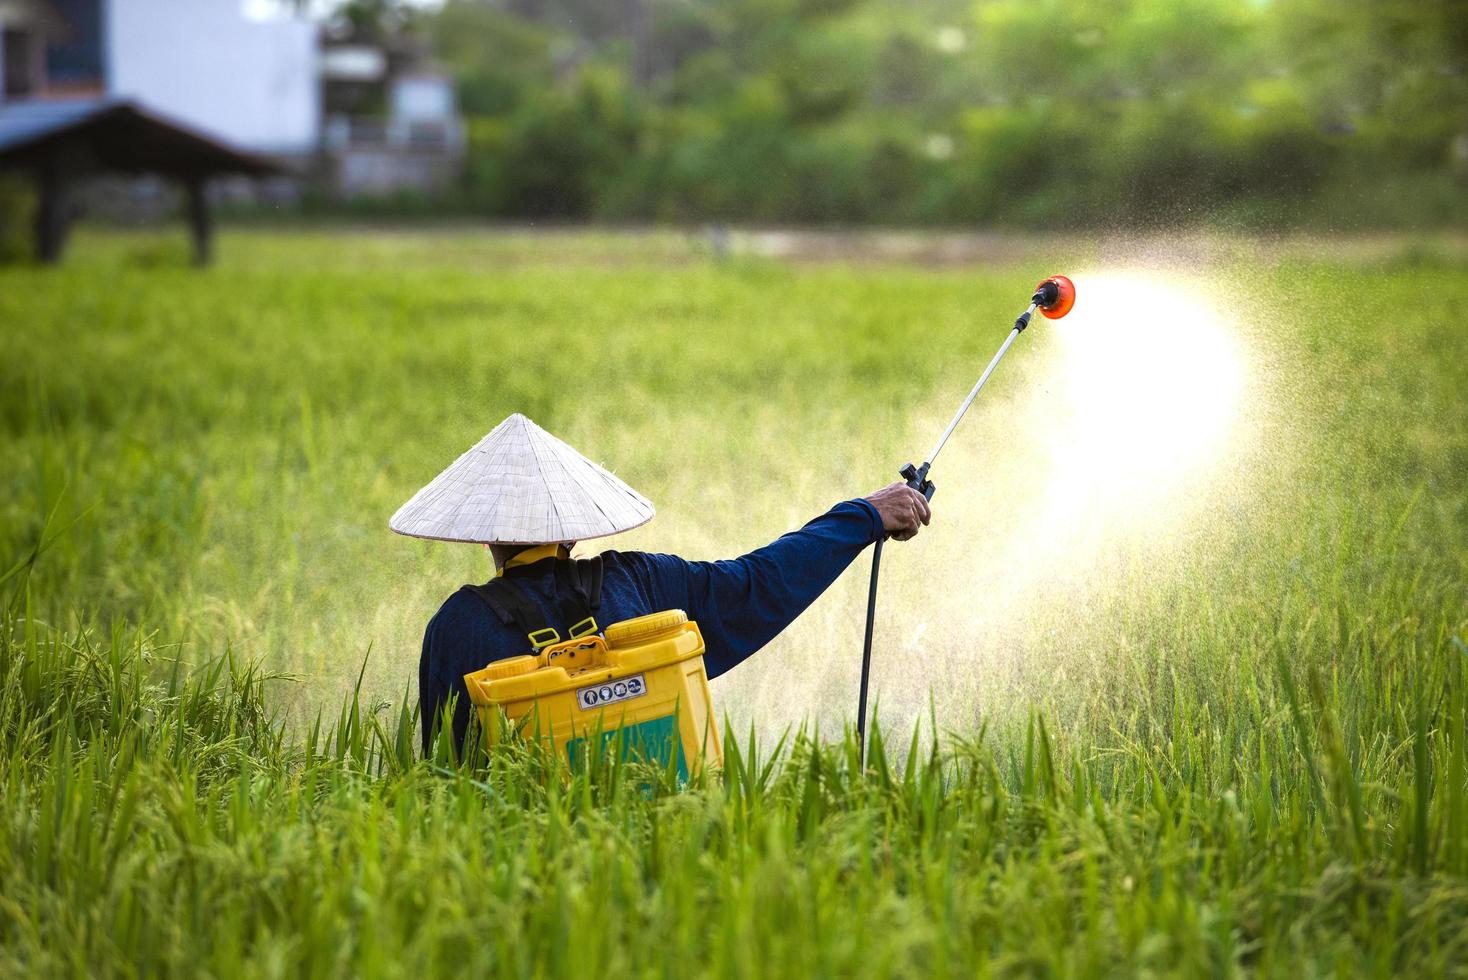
[1, 0, 318, 157]
[109, 0, 319, 156]
[0, 0, 461, 191]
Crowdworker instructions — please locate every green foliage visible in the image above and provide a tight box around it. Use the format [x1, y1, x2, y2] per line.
[426, 0, 1468, 226]
[1, 229, 1467, 972]
[432, 4, 556, 117]
[0, 230, 1462, 974]
[483, 67, 645, 218]
[4, 603, 1468, 973]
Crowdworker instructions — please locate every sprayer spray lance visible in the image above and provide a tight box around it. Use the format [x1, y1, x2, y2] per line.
[856, 274, 1077, 766]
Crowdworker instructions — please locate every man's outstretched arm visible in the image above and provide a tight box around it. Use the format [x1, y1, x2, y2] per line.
[625, 483, 931, 677]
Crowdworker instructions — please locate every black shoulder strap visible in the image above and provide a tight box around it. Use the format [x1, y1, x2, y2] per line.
[461, 580, 544, 634]
[460, 582, 512, 625]
[565, 555, 604, 611]
[459, 554, 605, 651]
[585, 556, 603, 609]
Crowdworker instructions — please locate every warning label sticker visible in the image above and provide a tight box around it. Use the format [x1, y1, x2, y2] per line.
[576, 673, 648, 711]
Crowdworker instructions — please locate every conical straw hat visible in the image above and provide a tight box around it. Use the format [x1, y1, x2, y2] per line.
[389, 414, 655, 545]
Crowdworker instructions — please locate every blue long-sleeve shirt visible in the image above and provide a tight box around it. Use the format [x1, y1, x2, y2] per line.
[418, 498, 884, 754]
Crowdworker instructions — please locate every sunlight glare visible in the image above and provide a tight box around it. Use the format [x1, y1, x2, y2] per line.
[1031, 271, 1248, 551]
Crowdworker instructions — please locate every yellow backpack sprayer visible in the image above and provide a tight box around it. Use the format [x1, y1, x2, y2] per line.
[464, 608, 722, 777]
[857, 275, 1077, 764]
[459, 556, 721, 776]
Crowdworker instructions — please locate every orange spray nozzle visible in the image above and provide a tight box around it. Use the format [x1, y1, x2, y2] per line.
[1034, 275, 1076, 319]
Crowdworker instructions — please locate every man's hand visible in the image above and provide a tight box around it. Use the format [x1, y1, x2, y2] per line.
[864, 483, 932, 541]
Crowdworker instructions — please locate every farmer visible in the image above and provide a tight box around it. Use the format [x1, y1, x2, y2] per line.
[394, 413, 931, 754]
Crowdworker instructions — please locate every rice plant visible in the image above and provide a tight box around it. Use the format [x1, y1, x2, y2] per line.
[1, 229, 1465, 976]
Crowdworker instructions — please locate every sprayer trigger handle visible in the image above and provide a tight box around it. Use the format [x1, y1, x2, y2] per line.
[899, 463, 936, 502]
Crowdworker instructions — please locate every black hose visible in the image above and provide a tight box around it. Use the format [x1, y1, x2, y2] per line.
[857, 535, 883, 768]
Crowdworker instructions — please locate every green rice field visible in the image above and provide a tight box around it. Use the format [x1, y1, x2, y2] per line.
[1, 227, 1466, 976]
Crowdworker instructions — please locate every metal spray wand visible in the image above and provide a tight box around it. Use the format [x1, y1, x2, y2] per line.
[856, 275, 1077, 766]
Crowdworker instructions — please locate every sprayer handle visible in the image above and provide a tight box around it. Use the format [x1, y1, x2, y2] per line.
[899, 462, 936, 502]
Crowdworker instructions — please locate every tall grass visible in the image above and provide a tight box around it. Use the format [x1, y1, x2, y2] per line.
[1, 229, 1466, 974]
[3, 591, 1466, 975]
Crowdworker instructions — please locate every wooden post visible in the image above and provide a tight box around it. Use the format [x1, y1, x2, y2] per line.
[184, 177, 212, 267]
[33, 167, 69, 264]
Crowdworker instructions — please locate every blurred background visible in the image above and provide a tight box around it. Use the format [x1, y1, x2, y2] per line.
[0, 0, 1464, 261]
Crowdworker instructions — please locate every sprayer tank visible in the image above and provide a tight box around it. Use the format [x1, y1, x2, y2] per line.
[463, 610, 722, 777]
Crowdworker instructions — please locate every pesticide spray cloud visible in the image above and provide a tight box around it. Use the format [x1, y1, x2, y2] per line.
[727, 268, 1257, 742]
[926, 269, 1250, 727]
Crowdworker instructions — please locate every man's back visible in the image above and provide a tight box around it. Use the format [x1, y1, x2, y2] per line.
[419, 499, 885, 754]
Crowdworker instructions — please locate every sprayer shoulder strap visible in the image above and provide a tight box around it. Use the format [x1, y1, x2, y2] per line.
[460, 555, 604, 650]
[565, 556, 604, 613]
[460, 579, 539, 633]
